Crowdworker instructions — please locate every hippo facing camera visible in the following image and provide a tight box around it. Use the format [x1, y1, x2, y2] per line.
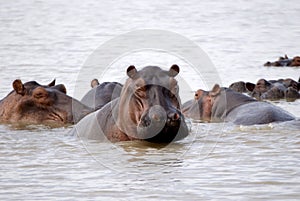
[73, 65, 189, 143]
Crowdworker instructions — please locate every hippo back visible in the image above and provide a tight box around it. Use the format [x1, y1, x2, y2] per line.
[225, 102, 295, 125]
[81, 82, 122, 110]
[211, 88, 256, 121]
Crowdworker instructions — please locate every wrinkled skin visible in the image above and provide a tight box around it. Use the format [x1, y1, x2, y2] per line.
[264, 55, 300, 67]
[81, 82, 123, 110]
[182, 84, 295, 125]
[245, 78, 300, 101]
[0, 79, 93, 127]
[72, 65, 189, 143]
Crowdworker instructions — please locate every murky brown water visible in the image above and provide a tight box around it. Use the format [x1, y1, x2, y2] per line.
[0, 0, 299, 200]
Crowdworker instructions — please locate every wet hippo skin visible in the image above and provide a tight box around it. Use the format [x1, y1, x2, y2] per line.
[182, 84, 295, 125]
[81, 82, 123, 110]
[264, 55, 300, 67]
[0, 79, 93, 126]
[72, 65, 189, 143]
[229, 78, 300, 101]
[245, 78, 300, 101]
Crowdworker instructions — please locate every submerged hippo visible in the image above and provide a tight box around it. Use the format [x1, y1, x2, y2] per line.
[81, 81, 123, 110]
[264, 55, 300, 67]
[229, 81, 251, 94]
[182, 84, 295, 125]
[0, 79, 93, 126]
[245, 78, 300, 101]
[72, 65, 189, 143]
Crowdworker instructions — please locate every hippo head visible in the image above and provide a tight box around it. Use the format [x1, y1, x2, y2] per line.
[229, 81, 249, 93]
[291, 56, 300, 66]
[246, 79, 272, 100]
[0, 79, 92, 126]
[117, 65, 189, 143]
[285, 87, 300, 101]
[183, 84, 224, 122]
[191, 88, 214, 121]
[260, 86, 285, 100]
[280, 78, 299, 91]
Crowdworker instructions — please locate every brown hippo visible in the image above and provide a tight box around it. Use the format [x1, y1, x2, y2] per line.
[0, 79, 93, 126]
[291, 56, 300, 66]
[81, 81, 123, 110]
[72, 65, 189, 143]
[245, 78, 300, 101]
[264, 55, 300, 67]
[182, 84, 295, 125]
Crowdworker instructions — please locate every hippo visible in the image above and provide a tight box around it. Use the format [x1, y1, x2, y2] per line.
[245, 78, 300, 101]
[81, 81, 123, 110]
[0, 79, 93, 126]
[285, 87, 300, 101]
[72, 65, 189, 143]
[182, 84, 295, 125]
[264, 55, 300, 67]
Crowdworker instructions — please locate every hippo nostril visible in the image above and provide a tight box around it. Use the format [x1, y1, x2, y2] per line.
[168, 112, 180, 121]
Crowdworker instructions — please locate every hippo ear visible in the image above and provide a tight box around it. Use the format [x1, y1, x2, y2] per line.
[194, 89, 206, 100]
[13, 79, 25, 95]
[209, 84, 221, 97]
[48, 79, 56, 87]
[33, 87, 52, 105]
[127, 65, 137, 78]
[51, 84, 67, 94]
[90, 79, 99, 88]
[169, 64, 180, 77]
[245, 82, 255, 92]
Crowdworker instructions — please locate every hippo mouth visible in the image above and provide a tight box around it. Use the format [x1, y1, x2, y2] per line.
[46, 111, 66, 124]
[137, 107, 188, 143]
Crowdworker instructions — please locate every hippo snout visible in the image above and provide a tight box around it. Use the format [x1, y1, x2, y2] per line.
[147, 109, 180, 123]
[137, 105, 186, 143]
[140, 106, 181, 128]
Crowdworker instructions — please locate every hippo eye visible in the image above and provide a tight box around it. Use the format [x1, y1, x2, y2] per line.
[169, 85, 179, 96]
[136, 86, 146, 92]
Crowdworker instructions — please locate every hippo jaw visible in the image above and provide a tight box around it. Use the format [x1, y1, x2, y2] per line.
[137, 106, 188, 143]
[14, 98, 69, 126]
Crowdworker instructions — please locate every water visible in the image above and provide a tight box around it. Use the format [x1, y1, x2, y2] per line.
[0, 0, 300, 200]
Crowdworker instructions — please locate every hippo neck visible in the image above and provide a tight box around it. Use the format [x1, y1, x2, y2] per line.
[211, 88, 256, 120]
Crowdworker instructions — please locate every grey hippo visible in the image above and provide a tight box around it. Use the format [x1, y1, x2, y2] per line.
[264, 55, 300, 67]
[72, 65, 189, 143]
[229, 78, 300, 101]
[182, 84, 295, 125]
[81, 81, 123, 110]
